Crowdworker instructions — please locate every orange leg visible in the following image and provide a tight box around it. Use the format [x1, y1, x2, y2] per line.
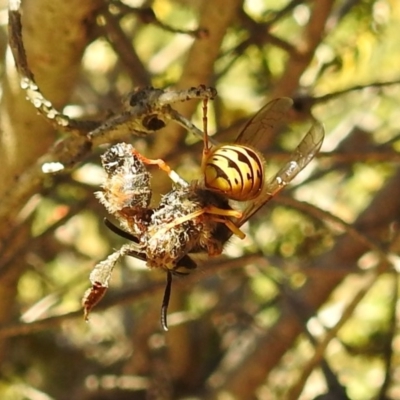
[156, 209, 205, 235]
[205, 216, 246, 240]
[202, 98, 210, 150]
[201, 98, 213, 172]
[131, 148, 188, 187]
[131, 148, 173, 174]
[203, 205, 242, 219]
[158, 207, 245, 240]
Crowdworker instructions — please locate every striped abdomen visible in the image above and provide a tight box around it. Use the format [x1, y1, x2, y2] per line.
[204, 144, 264, 201]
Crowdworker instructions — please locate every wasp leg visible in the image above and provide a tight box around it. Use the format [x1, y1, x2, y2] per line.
[131, 148, 188, 187]
[201, 97, 214, 172]
[201, 205, 245, 238]
[158, 207, 245, 240]
[203, 205, 242, 219]
[206, 216, 246, 240]
[155, 209, 206, 236]
[131, 148, 172, 174]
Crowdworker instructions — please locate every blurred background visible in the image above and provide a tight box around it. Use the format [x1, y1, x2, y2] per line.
[1, 0, 400, 399]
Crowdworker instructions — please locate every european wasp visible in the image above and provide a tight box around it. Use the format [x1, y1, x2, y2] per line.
[83, 97, 324, 331]
[139, 97, 325, 244]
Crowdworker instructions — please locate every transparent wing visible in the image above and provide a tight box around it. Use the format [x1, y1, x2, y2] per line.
[235, 97, 293, 146]
[236, 121, 325, 226]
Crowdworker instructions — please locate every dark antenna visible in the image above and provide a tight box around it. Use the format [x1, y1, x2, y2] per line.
[161, 271, 172, 331]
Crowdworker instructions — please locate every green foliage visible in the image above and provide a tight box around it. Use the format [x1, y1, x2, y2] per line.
[2, 1, 400, 399]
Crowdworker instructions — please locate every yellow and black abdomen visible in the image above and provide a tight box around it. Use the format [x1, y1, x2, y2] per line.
[204, 144, 264, 201]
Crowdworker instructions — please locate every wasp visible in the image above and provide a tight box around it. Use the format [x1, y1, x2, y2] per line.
[135, 97, 324, 251]
[83, 97, 324, 331]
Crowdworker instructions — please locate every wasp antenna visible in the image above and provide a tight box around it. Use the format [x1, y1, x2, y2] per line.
[161, 271, 173, 331]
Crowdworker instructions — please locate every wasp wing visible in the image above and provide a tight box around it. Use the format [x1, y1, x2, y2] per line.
[235, 97, 293, 147]
[236, 120, 325, 227]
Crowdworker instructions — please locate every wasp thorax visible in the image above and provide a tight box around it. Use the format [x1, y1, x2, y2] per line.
[203, 144, 264, 201]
